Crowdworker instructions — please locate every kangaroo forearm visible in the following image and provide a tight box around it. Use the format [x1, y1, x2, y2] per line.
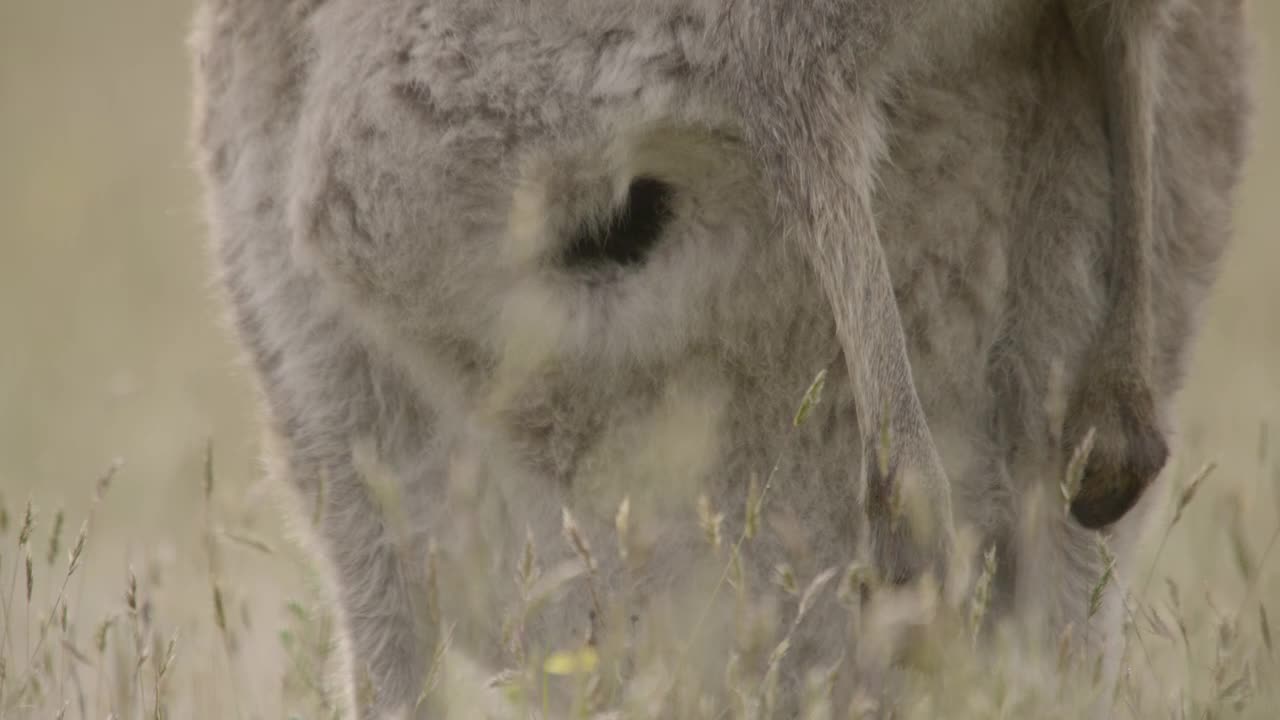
[1102, 25, 1158, 365]
[1067, 2, 1162, 368]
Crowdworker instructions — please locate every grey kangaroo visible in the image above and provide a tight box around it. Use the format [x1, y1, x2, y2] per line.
[191, 0, 1251, 716]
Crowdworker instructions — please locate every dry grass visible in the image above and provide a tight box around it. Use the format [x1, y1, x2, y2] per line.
[1, 1, 1278, 718]
[1, 379, 1278, 719]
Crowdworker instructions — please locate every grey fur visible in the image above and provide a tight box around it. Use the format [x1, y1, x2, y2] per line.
[1062, 0, 1181, 529]
[190, 0, 1251, 717]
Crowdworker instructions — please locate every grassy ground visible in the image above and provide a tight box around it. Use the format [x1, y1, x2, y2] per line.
[0, 1, 1277, 718]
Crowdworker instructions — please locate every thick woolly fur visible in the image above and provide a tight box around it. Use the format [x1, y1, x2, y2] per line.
[191, 1, 1251, 717]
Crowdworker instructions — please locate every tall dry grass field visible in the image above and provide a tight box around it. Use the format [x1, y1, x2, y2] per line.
[1, 2, 1277, 718]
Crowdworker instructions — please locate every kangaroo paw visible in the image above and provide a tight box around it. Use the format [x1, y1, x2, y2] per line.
[864, 441, 955, 589]
[1066, 371, 1168, 529]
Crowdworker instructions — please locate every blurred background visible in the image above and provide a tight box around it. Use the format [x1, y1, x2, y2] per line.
[0, 1, 1276, 717]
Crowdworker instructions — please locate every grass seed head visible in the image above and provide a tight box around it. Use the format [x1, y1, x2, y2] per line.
[67, 520, 88, 576]
[1173, 462, 1216, 527]
[95, 458, 121, 503]
[158, 631, 180, 680]
[1088, 536, 1116, 621]
[562, 508, 596, 573]
[796, 567, 838, 625]
[212, 582, 228, 633]
[25, 548, 34, 603]
[19, 498, 36, 547]
[126, 568, 138, 613]
[517, 526, 538, 594]
[95, 615, 115, 655]
[46, 507, 64, 566]
[792, 368, 827, 428]
[969, 546, 998, 643]
[1062, 427, 1097, 514]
